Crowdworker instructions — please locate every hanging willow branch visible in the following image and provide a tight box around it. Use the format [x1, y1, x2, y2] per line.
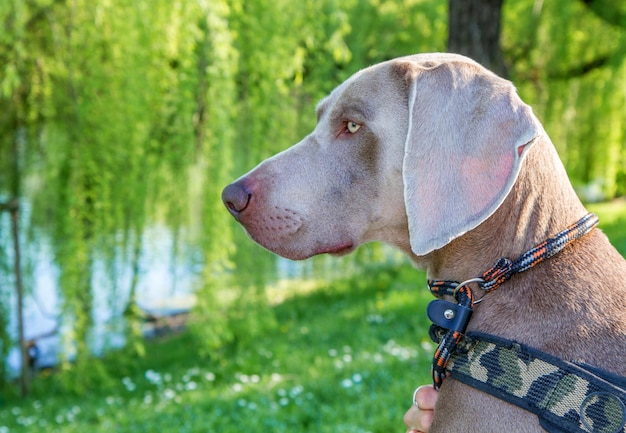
[547, 54, 614, 80]
[581, 0, 626, 29]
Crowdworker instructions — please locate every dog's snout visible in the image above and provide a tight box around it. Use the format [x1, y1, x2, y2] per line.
[222, 182, 252, 217]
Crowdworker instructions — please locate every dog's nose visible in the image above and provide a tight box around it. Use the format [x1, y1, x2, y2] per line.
[222, 182, 252, 218]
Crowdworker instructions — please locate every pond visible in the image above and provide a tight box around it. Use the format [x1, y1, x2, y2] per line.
[4, 225, 200, 378]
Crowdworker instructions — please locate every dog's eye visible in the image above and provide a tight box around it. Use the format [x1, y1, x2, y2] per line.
[346, 121, 361, 134]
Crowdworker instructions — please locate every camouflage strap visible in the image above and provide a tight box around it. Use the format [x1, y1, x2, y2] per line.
[448, 332, 626, 433]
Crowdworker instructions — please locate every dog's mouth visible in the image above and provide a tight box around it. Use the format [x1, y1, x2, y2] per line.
[321, 242, 355, 256]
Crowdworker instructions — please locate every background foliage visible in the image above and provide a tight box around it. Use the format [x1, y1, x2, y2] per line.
[0, 0, 624, 398]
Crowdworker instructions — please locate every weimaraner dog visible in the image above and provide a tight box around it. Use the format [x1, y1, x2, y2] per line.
[222, 53, 626, 432]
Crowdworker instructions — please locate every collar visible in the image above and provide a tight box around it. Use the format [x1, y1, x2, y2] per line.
[426, 212, 599, 389]
[448, 331, 626, 433]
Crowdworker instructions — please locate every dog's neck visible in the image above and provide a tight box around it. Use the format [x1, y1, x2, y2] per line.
[419, 136, 588, 283]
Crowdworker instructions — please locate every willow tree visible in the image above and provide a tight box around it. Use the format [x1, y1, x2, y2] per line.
[0, 0, 243, 391]
[503, 0, 626, 199]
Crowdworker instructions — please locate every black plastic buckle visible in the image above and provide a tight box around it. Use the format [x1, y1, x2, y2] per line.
[427, 299, 473, 334]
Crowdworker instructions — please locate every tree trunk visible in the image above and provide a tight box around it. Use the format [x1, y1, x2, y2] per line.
[448, 0, 507, 77]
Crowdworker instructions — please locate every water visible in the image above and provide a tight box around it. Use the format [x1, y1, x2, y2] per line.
[4, 224, 200, 377]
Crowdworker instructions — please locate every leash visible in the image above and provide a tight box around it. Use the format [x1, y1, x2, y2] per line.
[427, 212, 599, 389]
[424, 212, 626, 432]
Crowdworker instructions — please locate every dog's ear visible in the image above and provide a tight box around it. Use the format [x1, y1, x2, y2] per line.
[397, 58, 543, 256]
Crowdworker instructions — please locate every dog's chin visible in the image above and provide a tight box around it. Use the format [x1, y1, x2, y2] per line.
[257, 239, 356, 261]
[242, 223, 357, 260]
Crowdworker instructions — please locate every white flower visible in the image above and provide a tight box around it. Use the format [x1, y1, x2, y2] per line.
[421, 341, 435, 352]
[289, 385, 304, 397]
[145, 369, 162, 385]
[17, 416, 35, 426]
[366, 314, 384, 324]
[238, 374, 250, 383]
[122, 377, 136, 392]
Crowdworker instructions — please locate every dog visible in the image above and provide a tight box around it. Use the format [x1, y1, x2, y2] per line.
[222, 53, 626, 432]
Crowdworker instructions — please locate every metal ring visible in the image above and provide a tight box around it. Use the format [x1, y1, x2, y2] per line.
[580, 392, 626, 433]
[412, 385, 429, 409]
[452, 277, 485, 297]
[473, 296, 485, 305]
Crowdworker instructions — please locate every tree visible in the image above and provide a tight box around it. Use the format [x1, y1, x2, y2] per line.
[448, 0, 507, 76]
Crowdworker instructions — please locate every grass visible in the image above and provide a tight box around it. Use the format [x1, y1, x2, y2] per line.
[588, 198, 626, 256]
[0, 264, 434, 433]
[1, 199, 624, 432]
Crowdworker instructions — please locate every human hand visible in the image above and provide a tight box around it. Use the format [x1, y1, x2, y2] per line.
[403, 385, 438, 433]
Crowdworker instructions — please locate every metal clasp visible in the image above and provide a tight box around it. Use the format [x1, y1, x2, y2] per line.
[452, 277, 485, 296]
[453, 277, 486, 304]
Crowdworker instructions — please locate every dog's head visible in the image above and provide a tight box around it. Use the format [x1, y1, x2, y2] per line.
[222, 53, 542, 260]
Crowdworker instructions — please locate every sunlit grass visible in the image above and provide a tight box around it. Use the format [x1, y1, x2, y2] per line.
[588, 198, 626, 255]
[0, 264, 433, 433]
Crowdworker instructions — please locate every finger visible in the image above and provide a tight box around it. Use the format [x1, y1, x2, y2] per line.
[419, 407, 434, 430]
[404, 405, 434, 433]
[415, 384, 438, 411]
[404, 405, 420, 427]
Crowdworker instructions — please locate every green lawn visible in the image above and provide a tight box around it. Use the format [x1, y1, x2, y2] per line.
[588, 198, 626, 256]
[0, 264, 434, 433]
[1, 200, 624, 432]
